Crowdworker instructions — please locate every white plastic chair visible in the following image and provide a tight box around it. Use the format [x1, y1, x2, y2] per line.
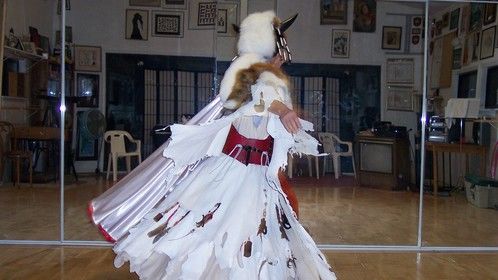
[317, 132, 356, 179]
[287, 154, 321, 179]
[104, 130, 142, 182]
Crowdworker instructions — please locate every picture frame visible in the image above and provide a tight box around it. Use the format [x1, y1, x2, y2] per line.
[75, 110, 99, 160]
[55, 26, 73, 43]
[161, 0, 186, 9]
[386, 58, 414, 84]
[76, 73, 99, 107]
[450, 8, 460, 30]
[386, 85, 413, 111]
[188, 0, 217, 30]
[480, 26, 496, 60]
[331, 29, 350, 58]
[353, 0, 376, 33]
[483, 3, 497, 25]
[217, 2, 239, 37]
[442, 12, 450, 28]
[74, 45, 102, 72]
[452, 47, 462, 69]
[57, 0, 70, 15]
[126, 9, 149, 40]
[129, 0, 160, 7]
[435, 20, 443, 36]
[469, 3, 483, 32]
[320, 0, 348, 25]
[382, 26, 402, 50]
[151, 10, 184, 37]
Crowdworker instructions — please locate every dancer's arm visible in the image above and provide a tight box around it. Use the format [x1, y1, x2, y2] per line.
[268, 100, 301, 134]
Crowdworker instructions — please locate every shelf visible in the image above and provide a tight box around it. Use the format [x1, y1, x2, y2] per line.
[3, 46, 44, 61]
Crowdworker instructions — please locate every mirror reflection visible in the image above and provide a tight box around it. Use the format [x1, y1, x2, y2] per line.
[423, 0, 498, 246]
[0, 0, 60, 240]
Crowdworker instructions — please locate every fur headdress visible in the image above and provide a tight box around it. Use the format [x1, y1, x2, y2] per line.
[237, 11, 277, 59]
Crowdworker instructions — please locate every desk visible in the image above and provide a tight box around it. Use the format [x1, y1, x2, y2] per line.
[13, 126, 75, 182]
[425, 142, 486, 196]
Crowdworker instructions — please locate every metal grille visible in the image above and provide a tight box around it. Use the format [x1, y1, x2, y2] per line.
[143, 69, 214, 156]
[290, 76, 340, 134]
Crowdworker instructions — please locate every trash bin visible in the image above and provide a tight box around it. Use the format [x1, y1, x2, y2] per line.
[151, 125, 171, 150]
[464, 174, 498, 209]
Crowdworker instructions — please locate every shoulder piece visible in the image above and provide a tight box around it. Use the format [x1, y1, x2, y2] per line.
[224, 62, 289, 110]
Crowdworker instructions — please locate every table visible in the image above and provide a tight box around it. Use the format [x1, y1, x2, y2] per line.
[13, 126, 76, 182]
[425, 142, 486, 196]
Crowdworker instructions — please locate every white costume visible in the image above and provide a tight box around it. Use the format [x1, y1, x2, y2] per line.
[90, 11, 336, 279]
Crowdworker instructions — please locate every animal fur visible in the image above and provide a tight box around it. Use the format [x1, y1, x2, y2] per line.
[224, 63, 289, 110]
[237, 11, 277, 58]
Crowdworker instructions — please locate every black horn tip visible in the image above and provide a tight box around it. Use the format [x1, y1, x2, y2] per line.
[232, 24, 240, 34]
[280, 13, 298, 33]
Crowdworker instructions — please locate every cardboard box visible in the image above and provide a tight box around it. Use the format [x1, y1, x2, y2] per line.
[464, 175, 498, 209]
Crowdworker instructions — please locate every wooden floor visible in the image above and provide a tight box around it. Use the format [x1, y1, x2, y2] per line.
[1, 173, 497, 246]
[0, 246, 497, 279]
[0, 173, 498, 279]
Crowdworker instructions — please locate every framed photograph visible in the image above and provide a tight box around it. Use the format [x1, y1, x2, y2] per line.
[161, 0, 186, 9]
[55, 26, 73, 43]
[353, 0, 376, 32]
[386, 58, 414, 84]
[74, 45, 102, 72]
[320, 0, 347, 25]
[331, 29, 350, 58]
[469, 3, 483, 32]
[460, 5, 470, 36]
[21, 42, 37, 54]
[452, 47, 462, 69]
[57, 0, 70, 15]
[450, 8, 460, 30]
[217, 2, 239, 37]
[75, 110, 99, 160]
[382, 26, 402, 50]
[188, 0, 217, 30]
[76, 73, 99, 107]
[386, 86, 413, 111]
[152, 10, 184, 37]
[442, 12, 449, 28]
[480, 26, 496, 60]
[126, 9, 148, 40]
[130, 0, 160, 7]
[483, 3, 497, 25]
[435, 20, 443, 36]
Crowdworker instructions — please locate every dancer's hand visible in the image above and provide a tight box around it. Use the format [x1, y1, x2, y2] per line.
[269, 100, 301, 134]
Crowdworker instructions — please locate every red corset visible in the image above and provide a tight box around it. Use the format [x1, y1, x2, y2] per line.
[222, 125, 273, 166]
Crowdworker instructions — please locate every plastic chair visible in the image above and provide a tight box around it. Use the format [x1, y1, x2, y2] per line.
[287, 154, 321, 179]
[0, 121, 33, 187]
[104, 130, 142, 182]
[317, 132, 356, 179]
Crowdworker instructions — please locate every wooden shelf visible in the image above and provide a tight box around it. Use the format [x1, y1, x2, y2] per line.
[3, 46, 44, 61]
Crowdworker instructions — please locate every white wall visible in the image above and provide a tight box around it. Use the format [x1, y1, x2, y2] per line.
[5, 0, 55, 40]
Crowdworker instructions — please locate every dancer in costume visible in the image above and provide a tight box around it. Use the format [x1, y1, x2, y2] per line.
[88, 10, 336, 279]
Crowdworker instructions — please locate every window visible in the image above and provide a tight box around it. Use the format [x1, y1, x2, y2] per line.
[457, 70, 477, 98]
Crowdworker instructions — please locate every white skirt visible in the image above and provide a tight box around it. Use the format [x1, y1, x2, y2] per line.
[113, 153, 336, 280]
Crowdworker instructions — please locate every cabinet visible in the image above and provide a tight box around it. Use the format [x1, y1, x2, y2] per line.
[357, 135, 411, 191]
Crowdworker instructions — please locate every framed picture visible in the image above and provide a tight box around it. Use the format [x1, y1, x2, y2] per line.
[75, 110, 99, 160]
[386, 58, 414, 84]
[152, 10, 184, 37]
[480, 26, 496, 60]
[320, 0, 347, 25]
[331, 29, 350, 58]
[57, 0, 70, 15]
[55, 26, 73, 43]
[353, 0, 376, 32]
[435, 20, 443, 36]
[161, 0, 186, 9]
[217, 2, 239, 37]
[130, 0, 160, 7]
[442, 12, 450, 28]
[74, 45, 102, 72]
[452, 47, 462, 69]
[450, 8, 460, 30]
[21, 42, 37, 54]
[382, 26, 402, 50]
[469, 3, 483, 32]
[483, 3, 497, 25]
[76, 73, 99, 107]
[460, 5, 470, 36]
[188, 0, 217, 30]
[386, 86, 413, 111]
[126, 9, 148, 40]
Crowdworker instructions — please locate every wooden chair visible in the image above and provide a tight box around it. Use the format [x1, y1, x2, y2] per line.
[104, 130, 142, 182]
[0, 121, 33, 187]
[318, 132, 356, 179]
